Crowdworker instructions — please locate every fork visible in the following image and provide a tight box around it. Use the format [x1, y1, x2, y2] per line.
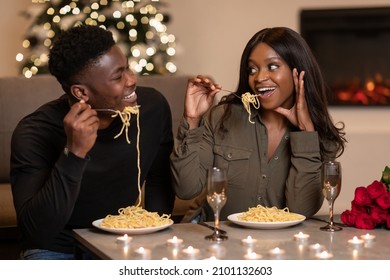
[94, 108, 121, 114]
[198, 221, 227, 235]
[94, 105, 141, 114]
[199, 83, 261, 99]
[199, 82, 235, 94]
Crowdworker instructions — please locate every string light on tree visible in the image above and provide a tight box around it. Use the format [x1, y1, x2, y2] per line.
[17, 0, 177, 78]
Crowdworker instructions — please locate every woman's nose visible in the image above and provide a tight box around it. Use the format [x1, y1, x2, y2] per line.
[255, 72, 269, 83]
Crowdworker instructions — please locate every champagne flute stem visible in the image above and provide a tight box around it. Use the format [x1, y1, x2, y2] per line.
[328, 200, 335, 226]
[214, 209, 220, 234]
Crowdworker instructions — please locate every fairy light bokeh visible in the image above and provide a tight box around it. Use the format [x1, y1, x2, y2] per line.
[17, 0, 177, 78]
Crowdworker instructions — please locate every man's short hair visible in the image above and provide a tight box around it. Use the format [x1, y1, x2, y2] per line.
[48, 24, 115, 93]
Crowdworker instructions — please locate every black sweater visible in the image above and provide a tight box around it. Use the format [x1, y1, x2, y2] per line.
[10, 86, 174, 253]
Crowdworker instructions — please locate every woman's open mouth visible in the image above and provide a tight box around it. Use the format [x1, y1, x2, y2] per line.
[256, 87, 276, 98]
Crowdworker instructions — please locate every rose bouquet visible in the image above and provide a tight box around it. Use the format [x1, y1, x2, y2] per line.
[340, 166, 390, 230]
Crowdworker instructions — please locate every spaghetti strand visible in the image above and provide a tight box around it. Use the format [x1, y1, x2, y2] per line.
[240, 92, 260, 124]
[101, 105, 172, 229]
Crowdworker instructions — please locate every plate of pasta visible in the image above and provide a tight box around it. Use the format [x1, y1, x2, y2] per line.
[92, 206, 174, 235]
[92, 218, 173, 235]
[227, 205, 305, 229]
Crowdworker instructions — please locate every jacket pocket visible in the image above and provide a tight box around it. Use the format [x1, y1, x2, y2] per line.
[213, 145, 252, 189]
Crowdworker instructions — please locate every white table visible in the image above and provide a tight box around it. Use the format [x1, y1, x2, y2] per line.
[73, 217, 388, 260]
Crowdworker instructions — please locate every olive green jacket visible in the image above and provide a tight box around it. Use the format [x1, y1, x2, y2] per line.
[171, 104, 331, 222]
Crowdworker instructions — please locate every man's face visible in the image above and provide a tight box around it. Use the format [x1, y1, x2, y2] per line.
[81, 45, 138, 112]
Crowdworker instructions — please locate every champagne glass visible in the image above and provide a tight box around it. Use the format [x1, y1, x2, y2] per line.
[320, 160, 342, 232]
[205, 167, 228, 241]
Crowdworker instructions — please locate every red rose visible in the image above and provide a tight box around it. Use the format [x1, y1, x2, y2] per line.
[369, 205, 387, 224]
[366, 180, 387, 199]
[351, 200, 368, 214]
[354, 187, 372, 206]
[376, 192, 390, 210]
[340, 210, 356, 226]
[341, 166, 390, 230]
[354, 213, 375, 229]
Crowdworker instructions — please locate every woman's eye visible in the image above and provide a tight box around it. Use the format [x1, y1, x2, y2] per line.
[269, 64, 279, 71]
[248, 67, 257, 74]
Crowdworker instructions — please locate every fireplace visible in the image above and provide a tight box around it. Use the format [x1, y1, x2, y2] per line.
[300, 7, 390, 106]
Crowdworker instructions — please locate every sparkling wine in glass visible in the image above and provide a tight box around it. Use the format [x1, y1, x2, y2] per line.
[205, 167, 228, 241]
[320, 160, 342, 232]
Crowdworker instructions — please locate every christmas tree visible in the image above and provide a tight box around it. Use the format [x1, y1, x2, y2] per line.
[17, 0, 177, 78]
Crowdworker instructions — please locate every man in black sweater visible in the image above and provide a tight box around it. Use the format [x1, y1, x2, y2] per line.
[10, 25, 175, 259]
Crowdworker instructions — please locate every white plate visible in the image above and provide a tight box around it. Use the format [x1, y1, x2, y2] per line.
[227, 212, 305, 229]
[92, 218, 173, 235]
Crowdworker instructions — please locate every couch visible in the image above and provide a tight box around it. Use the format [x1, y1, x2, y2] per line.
[0, 74, 195, 257]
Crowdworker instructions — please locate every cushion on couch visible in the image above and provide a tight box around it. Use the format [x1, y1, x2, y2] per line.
[0, 75, 63, 182]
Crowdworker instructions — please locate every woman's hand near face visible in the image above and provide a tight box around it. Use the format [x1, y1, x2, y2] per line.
[63, 100, 100, 158]
[184, 75, 221, 129]
[274, 68, 314, 131]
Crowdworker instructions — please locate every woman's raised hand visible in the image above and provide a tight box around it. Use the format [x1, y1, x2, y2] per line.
[274, 68, 314, 131]
[184, 75, 222, 129]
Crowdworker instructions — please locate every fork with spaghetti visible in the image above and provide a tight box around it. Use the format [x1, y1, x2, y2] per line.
[199, 83, 260, 123]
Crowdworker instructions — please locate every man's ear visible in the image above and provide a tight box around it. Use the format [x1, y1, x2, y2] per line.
[70, 84, 89, 102]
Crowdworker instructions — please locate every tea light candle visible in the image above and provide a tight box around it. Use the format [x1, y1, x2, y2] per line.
[309, 243, 325, 253]
[116, 234, 132, 245]
[244, 251, 263, 260]
[241, 235, 258, 246]
[166, 236, 184, 247]
[182, 246, 200, 258]
[268, 247, 285, 257]
[315, 250, 333, 259]
[294, 232, 310, 242]
[134, 247, 151, 259]
[348, 236, 364, 248]
[361, 233, 376, 248]
[360, 233, 376, 242]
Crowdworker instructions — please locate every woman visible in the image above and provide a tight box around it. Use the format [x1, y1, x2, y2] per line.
[171, 27, 346, 222]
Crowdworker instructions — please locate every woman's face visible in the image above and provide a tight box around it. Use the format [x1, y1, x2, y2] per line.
[247, 43, 294, 110]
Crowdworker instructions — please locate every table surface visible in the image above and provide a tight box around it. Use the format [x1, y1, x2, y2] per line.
[73, 217, 389, 260]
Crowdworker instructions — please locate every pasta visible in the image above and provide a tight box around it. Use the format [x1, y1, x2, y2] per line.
[112, 105, 140, 144]
[101, 105, 172, 229]
[101, 205, 172, 229]
[238, 205, 304, 222]
[111, 105, 142, 206]
[240, 92, 260, 124]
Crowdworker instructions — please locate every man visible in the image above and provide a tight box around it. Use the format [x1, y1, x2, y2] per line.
[10, 25, 175, 259]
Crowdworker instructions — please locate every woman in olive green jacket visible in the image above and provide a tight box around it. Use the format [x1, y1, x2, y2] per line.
[171, 27, 346, 222]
